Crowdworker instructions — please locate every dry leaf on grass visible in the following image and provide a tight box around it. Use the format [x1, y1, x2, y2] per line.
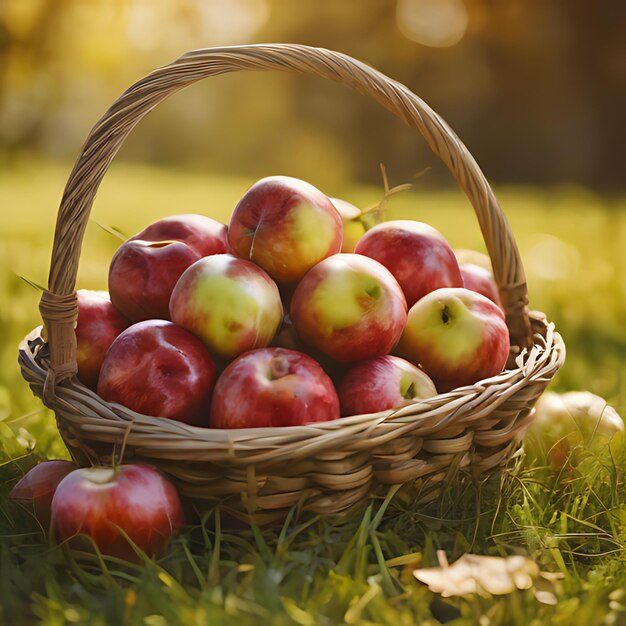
[413, 551, 562, 603]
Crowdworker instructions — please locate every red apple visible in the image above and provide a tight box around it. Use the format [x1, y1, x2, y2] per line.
[228, 176, 343, 283]
[130, 214, 229, 257]
[290, 253, 407, 363]
[354, 220, 463, 308]
[170, 254, 283, 360]
[109, 214, 229, 322]
[330, 197, 366, 253]
[9, 460, 77, 527]
[97, 320, 216, 425]
[51, 464, 184, 560]
[210, 348, 340, 428]
[338, 356, 437, 416]
[397, 287, 510, 392]
[75, 290, 130, 390]
[460, 263, 502, 308]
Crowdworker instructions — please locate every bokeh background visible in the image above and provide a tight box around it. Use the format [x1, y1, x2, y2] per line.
[0, 0, 625, 456]
[2, 0, 626, 187]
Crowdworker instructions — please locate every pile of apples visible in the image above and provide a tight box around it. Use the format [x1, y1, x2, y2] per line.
[77, 175, 510, 429]
[11, 175, 510, 559]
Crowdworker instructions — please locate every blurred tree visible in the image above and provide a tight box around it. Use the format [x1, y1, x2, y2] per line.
[0, 0, 624, 190]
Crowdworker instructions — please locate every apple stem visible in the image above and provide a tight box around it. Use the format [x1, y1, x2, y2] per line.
[268, 356, 290, 380]
[249, 220, 263, 261]
[364, 284, 381, 300]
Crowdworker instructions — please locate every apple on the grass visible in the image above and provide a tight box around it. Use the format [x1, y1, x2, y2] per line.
[109, 214, 229, 322]
[397, 287, 510, 392]
[338, 355, 438, 416]
[354, 220, 463, 308]
[75, 289, 129, 390]
[459, 263, 502, 308]
[228, 176, 343, 283]
[525, 391, 624, 469]
[170, 253, 283, 360]
[51, 464, 184, 560]
[9, 460, 77, 526]
[330, 197, 366, 253]
[97, 320, 216, 425]
[290, 253, 407, 363]
[210, 348, 340, 428]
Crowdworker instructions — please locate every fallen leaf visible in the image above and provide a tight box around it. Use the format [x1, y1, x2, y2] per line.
[413, 551, 559, 599]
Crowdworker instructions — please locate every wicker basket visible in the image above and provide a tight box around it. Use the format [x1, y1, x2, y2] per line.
[18, 44, 565, 525]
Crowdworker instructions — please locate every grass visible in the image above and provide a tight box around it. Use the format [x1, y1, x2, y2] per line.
[1, 159, 625, 625]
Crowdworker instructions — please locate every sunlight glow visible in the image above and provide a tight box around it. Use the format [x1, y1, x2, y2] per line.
[526, 234, 581, 281]
[195, 0, 270, 45]
[396, 0, 469, 48]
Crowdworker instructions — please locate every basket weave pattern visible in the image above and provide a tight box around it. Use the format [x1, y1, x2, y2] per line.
[18, 44, 565, 524]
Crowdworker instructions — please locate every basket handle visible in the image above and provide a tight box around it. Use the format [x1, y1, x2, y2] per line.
[40, 43, 531, 387]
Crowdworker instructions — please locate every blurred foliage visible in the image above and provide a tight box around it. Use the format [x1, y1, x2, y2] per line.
[1, 0, 626, 189]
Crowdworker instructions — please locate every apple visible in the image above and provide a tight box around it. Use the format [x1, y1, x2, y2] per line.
[228, 176, 343, 283]
[170, 254, 283, 360]
[290, 253, 407, 363]
[109, 214, 229, 322]
[51, 464, 184, 560]
[75, 290, 130, 390]
[97, 320, 216, 425]
[354, 220, 463, 308]
[460, 263, 502, 308]
[330, 197, 366, 253]
[397, 287, 510, 392]
[455, 248, 493, 272]
[338, 355, 438, 416]
[210, 348, 340, 428]
[9, 460, 77, 527]
[130, 214, 229, 257]
[525, 391, 624, 468]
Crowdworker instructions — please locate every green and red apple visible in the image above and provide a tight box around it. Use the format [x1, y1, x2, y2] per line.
[330, 197, 366, 253]
[228, 176, 343, 283]
[338, 355, 437, 416]
[169, 253, 283, 360]
[290, 253, 407, 363]
[397, 287, 510, 392]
